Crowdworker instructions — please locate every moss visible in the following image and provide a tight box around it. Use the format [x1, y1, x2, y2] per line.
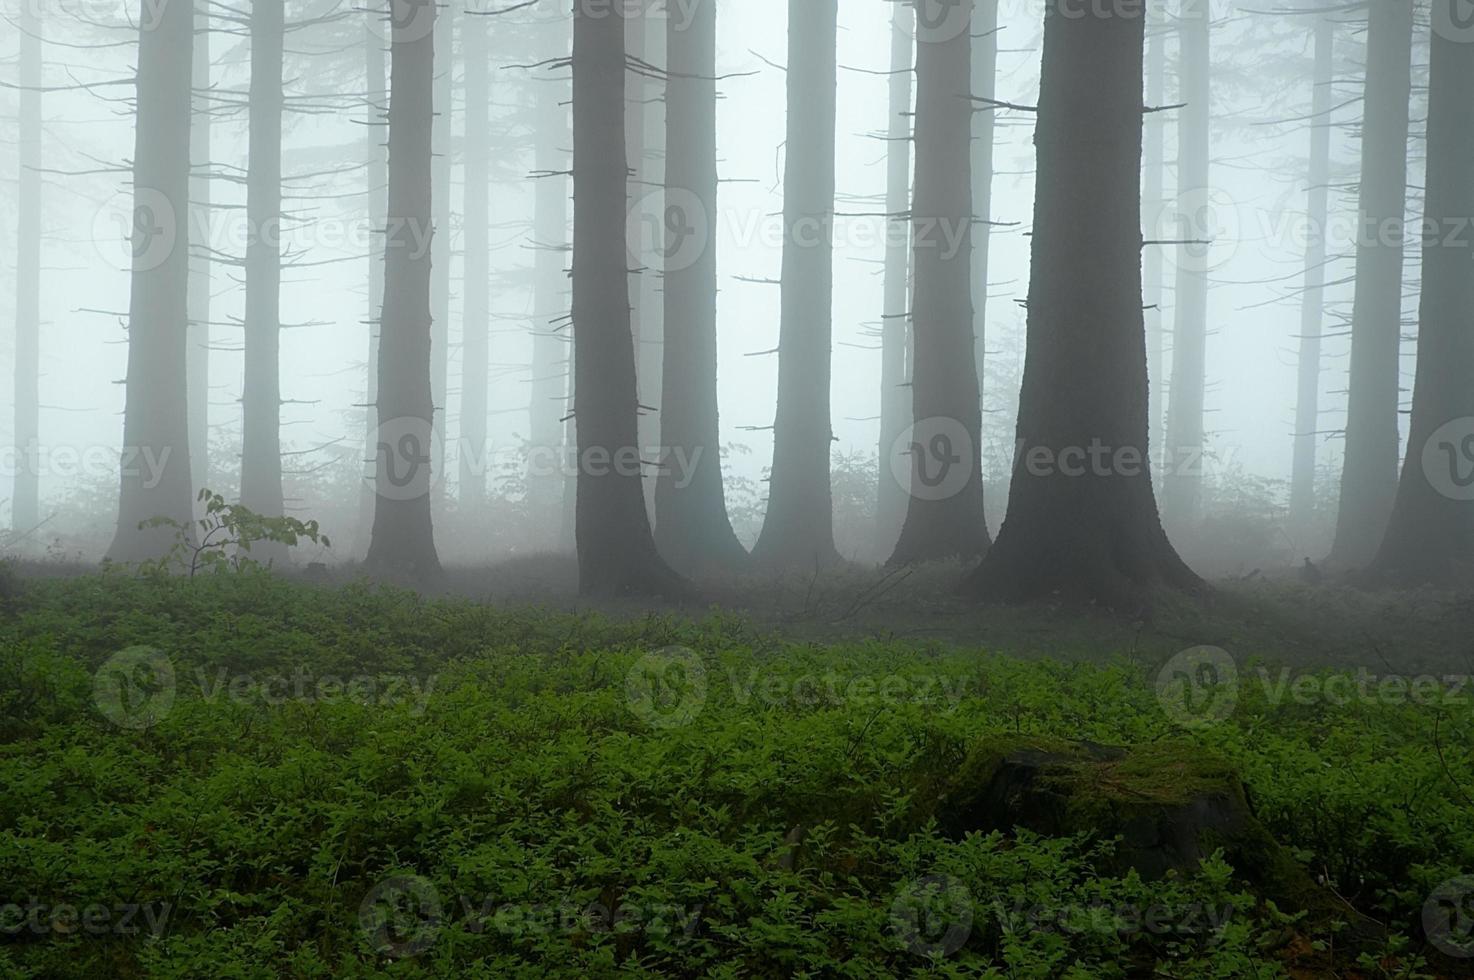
[1052, 741, 1242, 810]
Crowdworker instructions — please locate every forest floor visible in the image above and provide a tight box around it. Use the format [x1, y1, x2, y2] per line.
[2, 561, 1473, 976]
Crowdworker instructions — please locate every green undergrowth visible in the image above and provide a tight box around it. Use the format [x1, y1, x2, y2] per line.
[0, 570, 1471, 977]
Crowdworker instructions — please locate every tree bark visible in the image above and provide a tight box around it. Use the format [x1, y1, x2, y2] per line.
[430, 4, 453, 510]
[1329, 0, 1414, 568]
[108, 0, 196, 562]
[1142, 7, 1166, 472]
[1161, 0, 1210, 530]
[888, 0, 988, 565]
[876, 0, 913, 558]
[240, 0, 286, 561]
[356, 11, 388, 558]
[1369, 3, 1474, 584]
[187, 10, 211, 503]
[460, 8, 489, 508]
[11, 4, 41, 533]
[652, 0, 748, 575]
[626, 6, 664, 518]
[970, 0, 997, 481]
[364, 0, 443, 581]
[751, 0, 839, 568]
[966, 0, 1201, 609]
[570, 1, 683, 596]
[1288, 12, 1334, 535]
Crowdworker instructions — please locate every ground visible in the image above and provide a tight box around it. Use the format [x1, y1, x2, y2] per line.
[1, 558, 1473, 977]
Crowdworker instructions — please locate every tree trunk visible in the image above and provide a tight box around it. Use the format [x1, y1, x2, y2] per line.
[240, 0, 286, 563]
[570, 1, 683, 596]
[1161, 0, 1210, 530]
[751, 0, 839, 568]
[876, 0, 913, 558]
[187, 10, 211, 503]
[357, 12, 388, 559]
[107, 0, 196, 562]
[627, 6, 664, 518]
[1142, 7, 1166, 473]
[1329, 0, 1414, 568]
[430, 4, 453, 511]
[11, 5, 41, 533]
[652, 0, 748, 575]
[971, 0, 997, 485]
[460, 9, 489, 509]
[1288, 12, 1335, 535]
[364, 0, 442, 581]
[966, 0, 1201, 609]
[1369, 3, 1474, 584]
[888, 0, 988, 565]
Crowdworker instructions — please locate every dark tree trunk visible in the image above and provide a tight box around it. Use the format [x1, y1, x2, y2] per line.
[12, 5, 41, 533]
[1162, 0, 1210, 530]
[1142, 7, 1166, 471]
[529, 14, 570, 542]
[570, 2, 683, 596]
[240, 0, 286, 562]
[187, 10, 211, 502]
[430, 4, 453, 509]
[888, 0, 988, 565]
[876, 0, 913, 558]
[460, 9, 489, 508]
[1329, 0, 1413, 568]
[364, 0, 442, 581]
[108, 0, 196, 562]
[966, 0, 1201, 608]
[1289, 12, 1335, 534]
[356, 12, 388, 558]
[751, 0, 839, 568]
[653, 0, 748, 575]
[1369, 4, 1474, 584]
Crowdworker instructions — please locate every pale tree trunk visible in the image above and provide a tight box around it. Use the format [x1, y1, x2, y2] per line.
[751, 0, 839, 568]
[12, 4, 41, 533]
[652, 0, 748, 574]
[240, 0, 286, 564]
[430, 4, 453, 510]
[356, 11, 388, 558]
[460, 9, 489, 508]
[970, 0, 997, 475]
[1289, 12, 1334, 535]
[968, 0, 1200, 608]
[1369, 3, 1474, 584]
[888, 0, 987, 564]
[365, 0, 442, 581]
[1162, 0, 1210, 530]
[188, 10, 211, 501]
[1142, 6, 1165, 472]
[1329, 0, 1413, 568]
[108, 0, 196, 562]
[876, 0, 913, 557]
[570, 1, 683, 595]
[626, 5, 664, 516]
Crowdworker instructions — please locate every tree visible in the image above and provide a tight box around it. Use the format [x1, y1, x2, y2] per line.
[239, 0, 287, 563]
[429, 3, 453, 507]
[751, 0, 839, 568]
[569, 1, 683, 596]
[1368, 2, 1474, 584]
[187, 7, 212, 502]
[108, 0, 197, 562]
[364, 0, 442, 580]
[626, 5, 664, 516]
[1288, 10, 1335, 533]
[970, 0, 998, 471]
[888, 0, 988, 564]
[1161, 0, 1211, 529]
[1142, 6, 1167, 468]
[967, 0, 1201, 608]
[652, 0, 748, 574]
[876, 0, 913, 557]
[459, 8, 490, 507]
[11, 2, 42, 533]
[1328, 0, 1413, 568]
[356, 6, 389, 557]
